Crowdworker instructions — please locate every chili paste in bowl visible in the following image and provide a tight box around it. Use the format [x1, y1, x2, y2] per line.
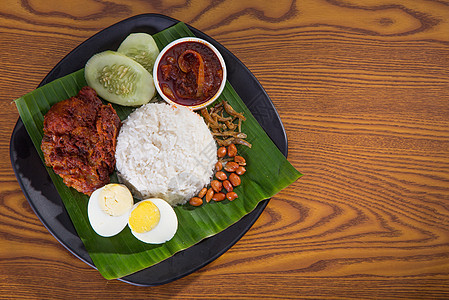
[153, 37, 227, 110]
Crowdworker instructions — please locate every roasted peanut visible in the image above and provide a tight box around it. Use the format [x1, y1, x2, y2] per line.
[226, 192, 238, 201]
[217, 146, 227, 158]
[211, 180, 223, 193]
[227, 143, 237, 157]
[198, 187, 207, 198]
[223, 180, 233, 192]
[229, 173, 241, 186]
[224, 161, 239, 172]
[189, 197, 203, 206]
[235, 166, 246, 175]
[212, 192, 226, 201]
[206, 188, 214, 203]
[234, 155, 246, 166]
[215, 161, 223, 171]
[215, 171, 227, 181]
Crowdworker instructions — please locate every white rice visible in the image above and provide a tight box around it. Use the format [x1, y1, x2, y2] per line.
[115, 102, 217, 206]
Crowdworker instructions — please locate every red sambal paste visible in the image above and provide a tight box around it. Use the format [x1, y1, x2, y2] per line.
[157, 41, 223, 106]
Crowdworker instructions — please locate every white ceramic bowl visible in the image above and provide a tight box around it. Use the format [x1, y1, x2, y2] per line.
[153, 37, 227, 110]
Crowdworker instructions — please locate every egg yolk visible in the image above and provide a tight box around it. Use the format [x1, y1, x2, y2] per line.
[98, 184, 133, 216]
[128, 201, 161, 233]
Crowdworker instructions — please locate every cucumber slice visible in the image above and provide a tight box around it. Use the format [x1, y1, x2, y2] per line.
[85, 51, 155, 106]
[117, 33, 160, 73]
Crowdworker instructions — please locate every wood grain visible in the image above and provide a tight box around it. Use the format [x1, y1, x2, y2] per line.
[1, 0, 449, 298]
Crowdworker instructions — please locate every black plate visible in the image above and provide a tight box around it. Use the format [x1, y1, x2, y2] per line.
[9, 14, 288, 286]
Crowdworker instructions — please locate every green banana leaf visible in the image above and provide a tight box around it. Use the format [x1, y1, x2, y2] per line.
[14, 22, 302, 280]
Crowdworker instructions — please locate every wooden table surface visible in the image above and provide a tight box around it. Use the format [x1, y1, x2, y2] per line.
[1, 0, 449, 299]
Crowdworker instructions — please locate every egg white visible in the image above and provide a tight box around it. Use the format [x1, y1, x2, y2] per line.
[88, 187, 131, 237]
[129, 198, 178, 244]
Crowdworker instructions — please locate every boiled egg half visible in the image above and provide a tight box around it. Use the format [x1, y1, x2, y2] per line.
[128, 198, 178, 244]
[88, 184, 178, 243]
[88, 183, 134, 237]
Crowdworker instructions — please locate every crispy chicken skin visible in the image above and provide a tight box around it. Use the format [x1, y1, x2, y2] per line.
[41, 87, 121, 195]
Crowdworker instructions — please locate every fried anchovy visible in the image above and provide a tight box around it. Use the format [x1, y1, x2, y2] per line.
[213, 131, 247, 138]
[208, 122, 227, 131]
[216, 137, 252, 148]
[201, 108, 218, 127]
[225, 120, 236, 130]
[223, 100, 246, 121]
[211, 112, 232, 122]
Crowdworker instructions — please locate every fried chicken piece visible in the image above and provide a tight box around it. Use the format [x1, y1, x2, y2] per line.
[41, 86, 121, 195]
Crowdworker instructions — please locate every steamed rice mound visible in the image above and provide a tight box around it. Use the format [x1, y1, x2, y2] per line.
[115, 103, 217, 206]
